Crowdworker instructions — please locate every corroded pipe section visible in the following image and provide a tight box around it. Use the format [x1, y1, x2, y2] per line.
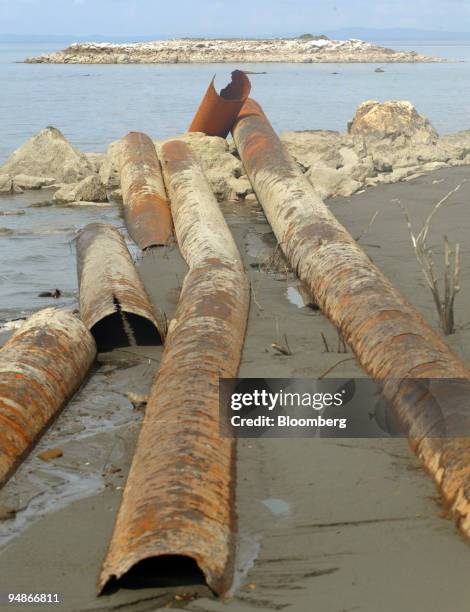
[0, 308, 96, 486]
[189, 70, 251, 138]
[99, 141, 250, 595]
[120, 131, 173, 249]
[232, 99, 470, 536]
[77, 223, 166, 351]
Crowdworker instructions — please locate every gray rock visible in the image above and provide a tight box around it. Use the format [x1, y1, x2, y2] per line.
[156, 132, 245, 202]
[282, 130, 349, 172]
[279, 100, 467, 198]
[108, 188, 123, 202]
[13, 174, 56, 190]
[440, 130, 470, 160]
[53, 175, 107, 204]
[348, 100, 438, 145]
[99, 141, 123, 188]
[307, 167, 362, 199]
[227, 176, 253, 200]
[0, 174, 13, 194]
[0, 127, 94, 184]
[86, 152, 105, 173]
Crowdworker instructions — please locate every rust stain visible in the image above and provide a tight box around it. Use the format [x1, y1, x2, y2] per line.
[98, 141, 250, 595]
[0, 308, 96, 487]
[120, 131, 173, 249]
[232, 98, 470, 538]
[76, 223, 166, 351]
[189, 70, 251, 138]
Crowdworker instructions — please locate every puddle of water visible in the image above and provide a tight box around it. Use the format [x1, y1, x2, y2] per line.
[230, 530, 262, 595]
[0, 360, 154, 549]
[0, 469, 104, 549]
[0, 189, 122, 321]
[261, 498, 290, 516]
[286, 286, 305, 308]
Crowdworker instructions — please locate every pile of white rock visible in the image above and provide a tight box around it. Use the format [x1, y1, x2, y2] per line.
[24, 38, 445, 64]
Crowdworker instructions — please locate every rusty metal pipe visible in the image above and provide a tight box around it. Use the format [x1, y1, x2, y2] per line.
[76, 223, 166, 351]
[98, 141, 250, 595]
[0, 308, 96, 486]
[120, 131, 173, 249]
[232, 99, 470, 536]
[189, 70, 251, 138]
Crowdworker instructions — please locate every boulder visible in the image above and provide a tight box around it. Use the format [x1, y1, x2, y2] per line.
[281, 130, 348, 172]
[0, 127, 94, 185]
[306, 167, 362, 199]
[0, 174, 13, 194]
[99, 141, 123, 188]
[13, 174, 56, 190]
[53, 175, 107, 204]
[440, 130, 470, 161]
[369, 142, 450, 173]
[156, 132, 245, 202]
[227, 176, 254, 200]
[346, 101, 453, 176]
[86, 152, 105, 173]
[348, 100, 438, 145]
[0, 174, 24, 194]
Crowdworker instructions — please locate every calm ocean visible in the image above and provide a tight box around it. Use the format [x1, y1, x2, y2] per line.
[1, 41, 470, 163]
[0, 40, 470, 321]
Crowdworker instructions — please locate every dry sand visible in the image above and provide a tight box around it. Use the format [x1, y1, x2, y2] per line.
[1, 166, 470, 611]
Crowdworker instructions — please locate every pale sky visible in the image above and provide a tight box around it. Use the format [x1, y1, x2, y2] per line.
[1, 0, 470, 38]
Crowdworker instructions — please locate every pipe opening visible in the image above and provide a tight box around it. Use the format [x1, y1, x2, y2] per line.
[90, 297, 162, 352]
[102, 555, 207, 594]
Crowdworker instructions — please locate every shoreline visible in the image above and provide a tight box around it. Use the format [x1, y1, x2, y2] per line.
[1, 166, 469, 610]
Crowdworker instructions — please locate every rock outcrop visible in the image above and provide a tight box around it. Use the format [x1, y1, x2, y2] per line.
[13, 175, 56, 190]
[348, 100, 438, 144]
[25, 38, 445, 65]
[53, 175, 108, 204]
[96, 133, 250, 202]
[3, 100, 470, 207]
[99, 140, 123, 189]
[0, 175, 15, 194]
[0, 127, 94, 186]
[156, 132, 251, 202]
[282, 100, 470, 198]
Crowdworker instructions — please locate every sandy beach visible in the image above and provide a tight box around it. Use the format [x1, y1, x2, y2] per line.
[1, 164, 469, 611]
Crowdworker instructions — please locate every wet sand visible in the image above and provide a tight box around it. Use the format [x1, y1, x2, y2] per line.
[1, 166, 470, 611]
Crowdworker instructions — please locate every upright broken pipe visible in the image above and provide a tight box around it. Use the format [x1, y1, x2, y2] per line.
[99, 141, 250, 595]
[0, 308, 96, 486]
[76, 223, 166, 351]
[189, 70, 251, 138]
[120, 131, 173, 250]
[232, 99, 470, 536]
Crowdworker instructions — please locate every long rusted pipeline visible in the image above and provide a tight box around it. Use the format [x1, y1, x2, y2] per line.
[77, 223, 166, 351]
[189, 70, 251, 138]
[120, 131, 173, 249]
[98, 141, 250, 595]
[0, 308, 96, 486]
[232, 99, 470, 536]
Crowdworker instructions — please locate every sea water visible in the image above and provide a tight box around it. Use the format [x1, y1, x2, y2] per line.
[1, 40, 470, 320]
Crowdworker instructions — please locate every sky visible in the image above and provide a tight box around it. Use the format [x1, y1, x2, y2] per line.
[1, 0, 470, 38]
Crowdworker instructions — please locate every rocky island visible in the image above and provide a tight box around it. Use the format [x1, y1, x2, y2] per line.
[24, 36, 445, 64]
